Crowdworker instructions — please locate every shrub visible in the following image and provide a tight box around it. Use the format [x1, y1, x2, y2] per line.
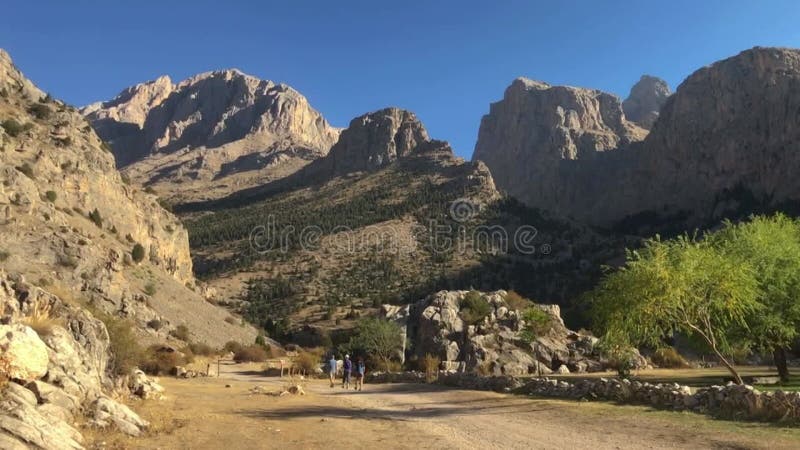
[144, 186, 157, 194]
[169, 324, 190, 341]
[187, 342, 216, 357]
[21, 301, 60, 337]
[233, 344, 268, 363]
[140, 345, 187, 375]
[224, 316, 237, 324]
[255, 334, 268, 348]
[294, 350, 320, 374]
[120, 173, 131, 185]
[88, 208, 103, 227]
[0, 250, 8, 262]
[460, 291, 491, 325]
[520, 307, 554, 342]
[651, 347, 690, 369]
[45, 190, 57, 202]
[28, 103, 52, 120]
[131, 243, 146, 263]
[143, 282, 157, 296]
[16, 163, 34, 179]
[103, 315, 144, 376]
[223, 341, 244, 354]
[421, 353, 440, 383]
[1, 119, 33, 137]
[146, 319, 163, 330]
[504, 290, 532, 311]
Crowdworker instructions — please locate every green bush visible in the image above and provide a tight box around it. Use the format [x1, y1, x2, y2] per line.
[170, 324, 190, 341]
[460, 291, 491, 325]
[0, 250, 8, 262]
[45, 190, 57, 202]
[28, 103, 52, 120]
[146, 319, 163, 330]
[651, 347, 690, 369]
[520, 307, 554, 342]
[88, 208, 103, 227]
[1, 119, 33, 137]
[131, 243, 146, 263]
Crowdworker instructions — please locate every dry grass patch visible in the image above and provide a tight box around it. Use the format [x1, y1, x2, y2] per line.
[21, 301, 62, 336]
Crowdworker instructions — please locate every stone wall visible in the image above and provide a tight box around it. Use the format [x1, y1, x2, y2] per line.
[366, 371, 800, 423]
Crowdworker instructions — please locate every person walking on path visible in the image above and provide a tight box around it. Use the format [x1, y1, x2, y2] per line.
[327, 355, 337, 388]
[342, 354, 352, 389]
[355, 357, 366, 391]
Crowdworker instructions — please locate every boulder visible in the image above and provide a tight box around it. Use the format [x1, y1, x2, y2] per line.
[129, 368, 165, 399]
[89, 396, 149, 437]
[0, 324, 49, 381]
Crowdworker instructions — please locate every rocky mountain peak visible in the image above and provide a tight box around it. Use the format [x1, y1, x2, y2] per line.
[326, 107, 432, 175]
[472, 77, 646, 217]
[82, 67, 341, 202]
[622, 74, 671, 129]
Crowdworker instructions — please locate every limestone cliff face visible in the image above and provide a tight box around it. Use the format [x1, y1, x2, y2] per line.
[0, 49, 256, 346]
[326, 108, 430, 175]
[473, 47, 800, 229]
[622, 75, 671, 129]
[82, 69, 340, 202]
[631, 47, 800, 223]
[472, 78, 646, 219]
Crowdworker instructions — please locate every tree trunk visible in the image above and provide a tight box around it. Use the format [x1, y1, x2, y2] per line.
[774, 347, 790, 382]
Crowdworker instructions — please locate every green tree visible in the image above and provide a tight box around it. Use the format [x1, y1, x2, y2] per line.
[348, 318, 403, 371]
[591, 235, 760, 384]
[131, 243, 146, 263]
[710, 214, 800, 381]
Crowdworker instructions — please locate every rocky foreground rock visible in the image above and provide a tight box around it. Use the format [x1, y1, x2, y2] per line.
[0, 270, 163, 448]
[474, 47, 800, 230]
[383, 290, 638, 376]
[83, 69, 340, 202]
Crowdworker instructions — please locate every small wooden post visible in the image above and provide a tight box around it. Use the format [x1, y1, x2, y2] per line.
[217, 358, 221, 378]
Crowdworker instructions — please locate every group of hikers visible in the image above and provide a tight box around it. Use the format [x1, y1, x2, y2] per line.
[327, 354, 365, 391]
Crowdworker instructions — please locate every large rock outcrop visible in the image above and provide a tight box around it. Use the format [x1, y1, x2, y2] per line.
[622, 75, 671, 129]
[0, 270, 151, 448]
[82, 69, 340, 202]
[384, 290, 610, 376]
[472, 78, 646, 219]
[0, 48, 256, 346]
[474, 47, 800, 229]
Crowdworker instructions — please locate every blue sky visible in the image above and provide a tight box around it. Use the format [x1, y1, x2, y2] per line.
[2, 1, 799, 158]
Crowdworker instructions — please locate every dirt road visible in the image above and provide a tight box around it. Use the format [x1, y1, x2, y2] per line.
[111, 363, 800, 450]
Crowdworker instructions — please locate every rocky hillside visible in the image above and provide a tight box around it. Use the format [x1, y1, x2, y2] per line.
[0, 48, 256, 347]
[622, 75, 671, 129]
[82, 69, 340, 203]
[474, 47, 800, 231]
[180, 108, 628, 339]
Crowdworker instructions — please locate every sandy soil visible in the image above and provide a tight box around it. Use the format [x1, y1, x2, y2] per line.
[95, 363, 800, 450]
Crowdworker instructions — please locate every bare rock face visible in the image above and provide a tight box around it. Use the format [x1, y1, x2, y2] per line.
[0, 48, 257, 346]
[474, 47, 800, 229]
[472, 78, 646, 219]
[83, 69, 340, 202]
[326, 108, 430, 175]
[622, 75, 671, 129]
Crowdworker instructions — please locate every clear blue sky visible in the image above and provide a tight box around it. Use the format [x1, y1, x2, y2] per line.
[2, 1, 799, 158]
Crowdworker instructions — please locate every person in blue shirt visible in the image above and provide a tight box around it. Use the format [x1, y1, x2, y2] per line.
[355, 357, 366, 391]
[342, 354, 352, 389]
[327, 355, 337, 388]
